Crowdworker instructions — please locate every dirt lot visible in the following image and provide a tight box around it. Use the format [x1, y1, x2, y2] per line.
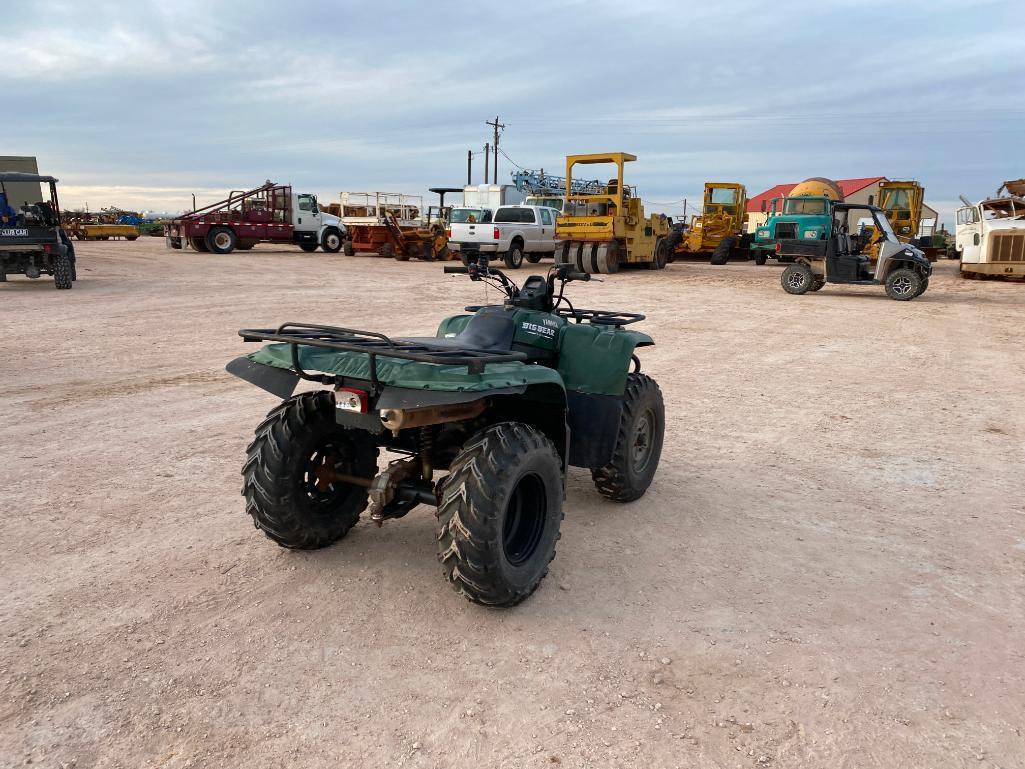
[2, 238, 1023, 769]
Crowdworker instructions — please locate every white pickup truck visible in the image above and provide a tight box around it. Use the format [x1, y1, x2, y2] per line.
[448, 204, 559, 268]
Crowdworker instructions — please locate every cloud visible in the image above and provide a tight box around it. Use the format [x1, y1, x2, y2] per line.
[3, 0, 1022, 223]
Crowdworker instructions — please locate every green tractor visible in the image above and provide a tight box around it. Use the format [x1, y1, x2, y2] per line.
[227, 259, 665, 606]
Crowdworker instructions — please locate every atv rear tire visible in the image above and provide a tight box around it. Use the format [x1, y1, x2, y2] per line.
[437, 422, 564, 607]
[242, 391, 379, 550]
[53, 252, 73, 290]
[915, 277, 929, 297]
[591, 374, 664, 502]
[811, 278, 826, 291]
[710, 235, 736, 265]
[886, 268, 922, 301]
[299, 243, 319, 252]
[781, 262, 814, 294]
[206, 227, 237, 254]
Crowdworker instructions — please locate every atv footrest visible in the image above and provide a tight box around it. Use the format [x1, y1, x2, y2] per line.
[239, 322, 528, 390]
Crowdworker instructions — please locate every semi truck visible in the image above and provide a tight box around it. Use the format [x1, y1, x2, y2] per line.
[166, 182, 345, 254]
[956, 187, 1025, 279]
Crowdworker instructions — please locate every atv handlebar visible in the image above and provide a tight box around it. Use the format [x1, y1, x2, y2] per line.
[566, 271, 590, 282]
[443, 265, 468, 274]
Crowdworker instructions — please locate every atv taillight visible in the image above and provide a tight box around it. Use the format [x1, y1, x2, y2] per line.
[493, 227, 500, 240]
[334, 387, 368, 413]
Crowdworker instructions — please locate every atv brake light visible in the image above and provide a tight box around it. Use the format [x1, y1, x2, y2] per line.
[334, 387, 368, 413]
[493, 226, 500, 240]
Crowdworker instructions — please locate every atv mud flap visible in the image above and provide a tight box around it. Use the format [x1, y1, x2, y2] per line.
[566, 391, 622, 468]
[226, 356, 300, 399]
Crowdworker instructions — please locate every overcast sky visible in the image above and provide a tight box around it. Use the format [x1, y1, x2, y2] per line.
[5, 0, 1022, 224]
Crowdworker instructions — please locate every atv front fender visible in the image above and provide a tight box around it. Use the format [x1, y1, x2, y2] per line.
[557, 325, 653, 396]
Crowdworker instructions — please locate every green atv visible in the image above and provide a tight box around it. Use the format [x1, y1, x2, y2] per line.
[227, 258, 665, 606]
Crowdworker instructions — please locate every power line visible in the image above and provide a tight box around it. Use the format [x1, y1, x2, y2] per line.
[498, 147, 525, 171]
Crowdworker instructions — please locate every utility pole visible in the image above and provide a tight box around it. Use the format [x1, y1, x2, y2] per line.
[483, 143, 489, 185]
[467, 150, 472, 186]
[486, 115, 505, 184]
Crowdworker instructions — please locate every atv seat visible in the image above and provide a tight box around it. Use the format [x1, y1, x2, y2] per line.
[401, 310, 516, 353]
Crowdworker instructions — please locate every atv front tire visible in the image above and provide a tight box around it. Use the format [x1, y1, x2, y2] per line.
[781, 262, 814, 294]
[437, 422, 564, 607]
[242, 392, 378, 550]
[591, 374, 664, 502]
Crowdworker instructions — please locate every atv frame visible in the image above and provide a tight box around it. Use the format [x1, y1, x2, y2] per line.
[228, 258, 665, 606]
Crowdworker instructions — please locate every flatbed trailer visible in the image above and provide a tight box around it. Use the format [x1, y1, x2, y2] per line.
[67, 223, 139, 241]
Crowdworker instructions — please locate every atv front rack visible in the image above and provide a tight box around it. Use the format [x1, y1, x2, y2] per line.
[239, 322, 528, 392]
[555, 308, 645, 327]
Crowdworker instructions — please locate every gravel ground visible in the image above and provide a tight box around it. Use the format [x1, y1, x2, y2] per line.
[2, 239, 1023, 769]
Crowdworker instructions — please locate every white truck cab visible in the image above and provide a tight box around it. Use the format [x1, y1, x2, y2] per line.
[956, 195, 1025, 278]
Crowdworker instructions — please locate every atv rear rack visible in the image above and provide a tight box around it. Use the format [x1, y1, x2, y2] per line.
[239, 322, 528, 391]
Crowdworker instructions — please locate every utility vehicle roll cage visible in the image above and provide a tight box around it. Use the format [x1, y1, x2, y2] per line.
[0, 172, 63, 227]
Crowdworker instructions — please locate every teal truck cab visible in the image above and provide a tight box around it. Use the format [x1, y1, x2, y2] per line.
[751, 195, 833, 265]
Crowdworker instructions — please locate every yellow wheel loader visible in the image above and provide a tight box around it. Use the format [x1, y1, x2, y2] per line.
[668, 182, 749, 265]
[554, 153, 669, 274]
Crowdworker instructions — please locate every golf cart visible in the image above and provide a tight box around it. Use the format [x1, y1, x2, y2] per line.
[778, 203, 932, 300]
[0, 172, 76, 289]
[227, 257, 665, 607]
